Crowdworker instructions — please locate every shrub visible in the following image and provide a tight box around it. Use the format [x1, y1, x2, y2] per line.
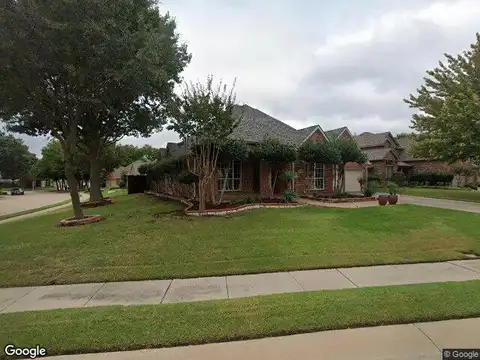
[367, 175, 380, 183]
[362, 180, 379, 197]
[229, 197, 256, 205]
[283, 190, 298, 203]
[386, 181, 399, 195]
[409, 172, 453, 186]
[333, 189, 349, 198]
[391, 172, 406, 186]
[178, 170, 197, 185]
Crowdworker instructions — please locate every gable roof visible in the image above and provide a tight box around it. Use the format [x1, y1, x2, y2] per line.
[396, 135, 430, 161]
[362, 147, 398, 161]
[325, 127, 347, 140]
[355, 131, 399, 148]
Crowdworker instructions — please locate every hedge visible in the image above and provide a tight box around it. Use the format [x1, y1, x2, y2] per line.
[408, 172, 454, 186]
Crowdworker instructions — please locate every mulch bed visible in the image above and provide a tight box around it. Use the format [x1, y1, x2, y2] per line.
[59, 215, 105, 227]
[303, 195, 376, 203]
[188, 199, 298, 211]
[80, 197, 113, 208]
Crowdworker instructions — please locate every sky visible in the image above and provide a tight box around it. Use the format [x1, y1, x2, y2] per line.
[17, 0, 480, 155]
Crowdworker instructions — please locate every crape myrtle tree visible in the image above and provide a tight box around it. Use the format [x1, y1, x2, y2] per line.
[404, 33, 480, 164]
[255, 138, 297, 198]
[0, 0, 190, 219]
[167, 76, 240, 212]
[331, 139, 368, 193]
[298, 141, 342, 190]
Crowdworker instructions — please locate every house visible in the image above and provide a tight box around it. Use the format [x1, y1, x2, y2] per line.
[153, 104, 366, 199]
[354, 132, 451, 181]
[106, 159, 150, 188]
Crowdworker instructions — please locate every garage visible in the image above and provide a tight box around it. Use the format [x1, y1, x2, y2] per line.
[344, 168, 363, 192]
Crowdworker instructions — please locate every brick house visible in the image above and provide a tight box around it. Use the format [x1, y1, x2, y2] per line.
[354, 132, 451, 181]
[153, 104, 366, 199]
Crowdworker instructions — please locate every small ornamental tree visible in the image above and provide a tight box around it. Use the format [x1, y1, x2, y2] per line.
[167, 76, 239, 212]
[332, 139, 368, 192]
[298, 141, 342, 164]
[255, 138, 297, 198]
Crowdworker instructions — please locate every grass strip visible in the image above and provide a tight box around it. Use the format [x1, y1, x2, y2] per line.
[1, 280, 480, 358]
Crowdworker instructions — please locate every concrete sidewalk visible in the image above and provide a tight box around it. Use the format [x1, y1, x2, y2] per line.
[400, 195, 480, 213]
[46, 317, 480, 360]
[1, 259, 479, 314]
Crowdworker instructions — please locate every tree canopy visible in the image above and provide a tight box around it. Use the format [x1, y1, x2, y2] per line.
[405, 33, 480, 164]
[0, 132, 36, 181]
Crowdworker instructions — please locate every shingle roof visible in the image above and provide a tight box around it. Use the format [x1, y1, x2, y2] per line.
[396, 135, 429, 161]
[362, 148, 395, 161]
[354, 132, 399, 148]
[231, 105, 301, 146]
[325, 127, 348, 140]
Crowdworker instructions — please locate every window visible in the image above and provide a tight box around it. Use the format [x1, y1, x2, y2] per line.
[308, 163, 325, 190]
[218, 161, 242, 191]
[385, 166, 393, 179]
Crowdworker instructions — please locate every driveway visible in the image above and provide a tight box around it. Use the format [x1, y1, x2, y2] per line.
[400, 195, 480, 213]
[0, 191, 71, 217]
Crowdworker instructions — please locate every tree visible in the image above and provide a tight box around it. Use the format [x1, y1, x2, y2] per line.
[167, 76, 239, 212]
[255, 138, 297, 198]
[0, 132, 36, 181]
[332, 139, 367, 193]
[0, 0, 190, 218]
[404, 33, 480, 164]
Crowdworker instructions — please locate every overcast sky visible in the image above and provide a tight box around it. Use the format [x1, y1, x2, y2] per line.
[17, 0, 480, 155]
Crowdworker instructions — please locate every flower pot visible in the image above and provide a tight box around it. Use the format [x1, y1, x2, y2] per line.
[377, 196, 388, 206]
[388, 195, 398, 205]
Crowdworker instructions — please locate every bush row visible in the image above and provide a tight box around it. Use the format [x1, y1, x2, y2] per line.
[409, 172, 454, 186]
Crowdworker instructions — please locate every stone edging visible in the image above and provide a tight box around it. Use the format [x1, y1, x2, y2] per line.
[301, 195, 376, 203]
[59, 215, 105, 227]
[145, 191, 305, 216]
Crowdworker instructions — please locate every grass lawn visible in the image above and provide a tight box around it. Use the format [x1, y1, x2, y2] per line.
[0, 194, 479, 287]
[1, 281, 479, 358]
[399, 187, 480, 203]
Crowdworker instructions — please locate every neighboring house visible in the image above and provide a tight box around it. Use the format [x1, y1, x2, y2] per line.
[354, 132, 451, 181]
[153, 104, 366, 199]
[106, 159, 150, 188]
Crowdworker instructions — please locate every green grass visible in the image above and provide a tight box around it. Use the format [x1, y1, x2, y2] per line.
[0, 194, 479, 287]
[1, 281, 479, 358]
[399, 187, 480, 203]
[0, 199, 73, 221]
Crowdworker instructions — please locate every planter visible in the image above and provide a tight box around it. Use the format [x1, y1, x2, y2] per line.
[377, 195, 388, 206]
[388, 195, 398, 205]
[59, 215, 105, 227]
[80, 197, 113, 208]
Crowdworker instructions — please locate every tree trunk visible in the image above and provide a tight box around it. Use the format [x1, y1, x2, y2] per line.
[198, 180, 206, 212]
[89, 156, 103, 202]
[270, 169, 279, 198]
[55, 181, 60, 191]
[65, 162, 84, 219]
[218, 168, 230, 204]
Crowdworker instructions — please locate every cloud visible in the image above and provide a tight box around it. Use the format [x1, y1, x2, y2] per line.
[270, 0, 480, 133]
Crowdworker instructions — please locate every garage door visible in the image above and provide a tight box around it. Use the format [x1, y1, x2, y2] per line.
[345, 169, 362, 192]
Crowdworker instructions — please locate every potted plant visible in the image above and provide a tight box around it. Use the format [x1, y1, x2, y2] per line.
[377, 194, 389, 206]
[387, 181, 399, 205]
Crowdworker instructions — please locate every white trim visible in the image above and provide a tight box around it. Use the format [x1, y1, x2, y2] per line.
[337, 127, 354, 141]
[309, 162, 325, 190]
[218, 160, 242, 192]
[301, 126, 330, 144]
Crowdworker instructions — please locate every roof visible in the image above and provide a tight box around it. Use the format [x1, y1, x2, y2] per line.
[112, 159, 150, 178]
[355, 132, 399, 148]
[362, 148, 396, 161]
[396, 135, 430, 161]
[325, 127, 348, 140]
[397, 161, 412, 167]
[231, 104, 306, 146]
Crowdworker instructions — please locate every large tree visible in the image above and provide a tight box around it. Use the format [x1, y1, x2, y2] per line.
[0, 0, 190, 218]
[167, 77, 239, 212]
[0, 132, 36, 181]
[404, 33, 480, 164]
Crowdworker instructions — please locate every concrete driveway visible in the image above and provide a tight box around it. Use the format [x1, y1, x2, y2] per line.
[0, 191, 71, 217]
[399, 195, 480, 213]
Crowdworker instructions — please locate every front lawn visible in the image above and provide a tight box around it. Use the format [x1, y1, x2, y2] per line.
[0, 194, 479, 287]
[1, 281, 479, 358]
[400, 187, 480, 203]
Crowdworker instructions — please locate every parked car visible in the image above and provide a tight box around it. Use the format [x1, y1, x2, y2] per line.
[10, 187, 25, 195]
